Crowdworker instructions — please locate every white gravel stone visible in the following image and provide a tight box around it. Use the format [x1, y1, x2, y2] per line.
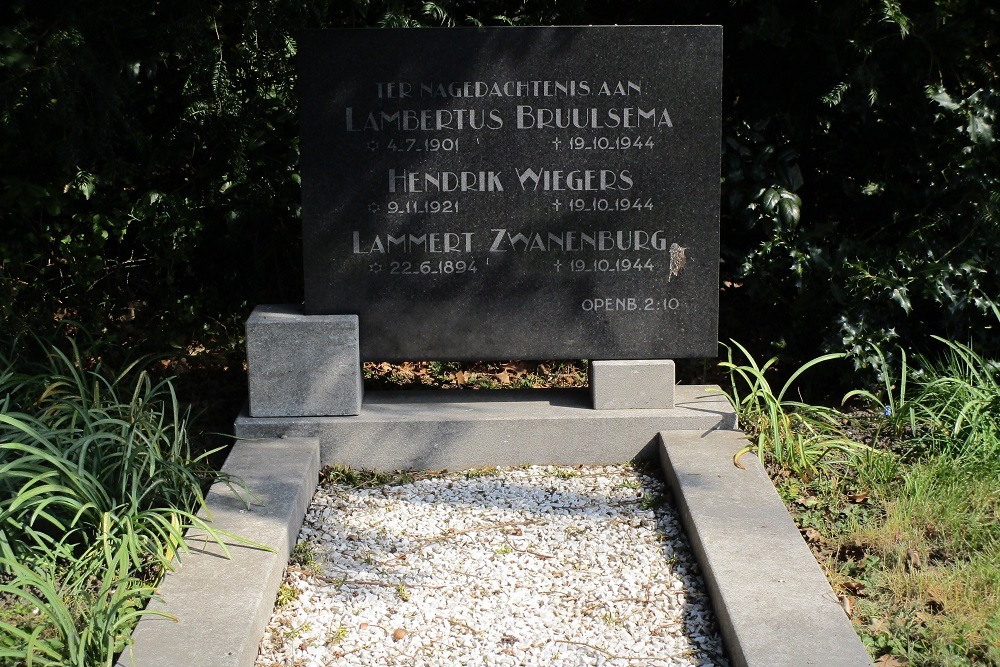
[256, 464, 728, 667]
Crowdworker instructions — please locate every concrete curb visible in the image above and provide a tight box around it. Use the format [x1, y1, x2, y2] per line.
[115, 438, 320, 667]
[659, 429, 872, 667]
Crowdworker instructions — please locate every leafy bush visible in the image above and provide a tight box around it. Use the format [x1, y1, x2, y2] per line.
[2, 1, 996, 384]
[585, 1, 999, 374]
[0, 1, 588, 354]
[715, 1, 999, 370]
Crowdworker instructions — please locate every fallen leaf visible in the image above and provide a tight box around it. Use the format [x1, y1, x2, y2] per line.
[801, 527, 823, 543]
[840, 595, 855, 618]
[842, 579, 866, 596]
[733, 445, 751, 469]
[498, 370, 511, 384]
[455, 371, 467, 385]
[847, 492, 870, 504]
[868, 619, 890, 635]
[875, 655, 909, 667]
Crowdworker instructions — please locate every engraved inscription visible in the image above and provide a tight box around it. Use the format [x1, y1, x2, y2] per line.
[299, 27, 722, 359]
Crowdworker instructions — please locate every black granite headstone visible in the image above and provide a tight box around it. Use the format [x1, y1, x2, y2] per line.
[300, 26, 722, 361]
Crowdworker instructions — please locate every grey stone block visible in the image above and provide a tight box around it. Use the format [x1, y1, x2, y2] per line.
[246, 304, 361, 417]
[116, 438, 320, 667]
[659, 430, 872, 667]
[235, 385, 735, 471]
[590, 359, 676, 409]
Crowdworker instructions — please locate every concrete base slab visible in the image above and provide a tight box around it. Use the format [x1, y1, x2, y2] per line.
[234, 385, 735, 470]
[115, 438, 320, 667]
[659, 430, 872, 667]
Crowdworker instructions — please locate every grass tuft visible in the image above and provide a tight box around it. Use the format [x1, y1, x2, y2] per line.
[719, 340, 874, 475]
[319, 465, 417, 488]
[0, 337, 239, 665]
[748, 334, 1000, 665]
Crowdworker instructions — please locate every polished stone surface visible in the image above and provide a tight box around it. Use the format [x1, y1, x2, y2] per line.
[299, 26, 722, 360]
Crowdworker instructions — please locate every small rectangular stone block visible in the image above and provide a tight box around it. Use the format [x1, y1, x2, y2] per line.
[591, 359, 676, 409]
[246, 304, 362, 417]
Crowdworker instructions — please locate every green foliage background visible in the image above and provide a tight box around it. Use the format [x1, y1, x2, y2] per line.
[2, 0, 997, 374]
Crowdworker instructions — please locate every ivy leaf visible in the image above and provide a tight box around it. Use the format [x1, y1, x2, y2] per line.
[785, 164, 804, 192]
[928, 86, 960, 111]
[966, 113, 993, 143]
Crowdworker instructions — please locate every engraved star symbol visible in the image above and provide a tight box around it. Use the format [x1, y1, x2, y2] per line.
[369, 262, 383, 274]
[368, 202, 380, 213]
[366, 140, 378, 152]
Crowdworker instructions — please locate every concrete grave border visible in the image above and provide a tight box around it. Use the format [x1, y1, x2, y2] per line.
[117, 425, 871, 667]
[115, 438, 320, 667]
[660, 430, 872, 667]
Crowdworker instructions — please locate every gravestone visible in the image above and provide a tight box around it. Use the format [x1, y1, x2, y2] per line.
[237, 25, 733, 469]
[298, 26, 722, 360]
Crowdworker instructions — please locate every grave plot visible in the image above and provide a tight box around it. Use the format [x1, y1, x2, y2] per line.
[257, 465, 727, 667]
[121, 25, 870, 667]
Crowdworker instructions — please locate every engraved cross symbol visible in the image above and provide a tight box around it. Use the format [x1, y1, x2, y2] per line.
[553, 260, 562, 272]
[552, 199, 562, 211]
[551, 137, 562, 150]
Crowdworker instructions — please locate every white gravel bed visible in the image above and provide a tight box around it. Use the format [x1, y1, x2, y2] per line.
[256, 464, 728, 667]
